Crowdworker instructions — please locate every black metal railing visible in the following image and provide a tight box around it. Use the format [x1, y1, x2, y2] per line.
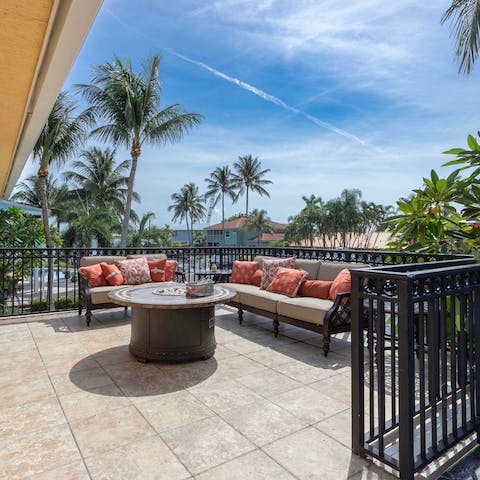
[351, 260, 480, 479]
[0, 246, 468, 317]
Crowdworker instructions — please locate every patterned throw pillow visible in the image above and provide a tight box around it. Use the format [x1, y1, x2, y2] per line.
[100, 263, 124, 286]
[250, 269, 263, 287]
[328, 269, 351, 300]
[78, 264, 107, 288]
[148, 259, 167, 282]
[259, 257, 296, 290]
[231, 261, 258, 284]
[266, 267, 308, 297]
[115, 257, 151, 285]
[164, 260, 178, 282]
[298, 280, 333, 299]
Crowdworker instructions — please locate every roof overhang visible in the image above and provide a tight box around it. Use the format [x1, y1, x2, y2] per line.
[0, 0, 103, 198]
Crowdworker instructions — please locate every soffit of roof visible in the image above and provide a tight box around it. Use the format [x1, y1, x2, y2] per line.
[0, 0, 103, 198]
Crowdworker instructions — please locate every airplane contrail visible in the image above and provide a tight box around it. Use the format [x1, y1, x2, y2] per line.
[167, 49, 366, 146]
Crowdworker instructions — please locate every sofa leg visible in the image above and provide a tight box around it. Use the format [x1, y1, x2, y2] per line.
[273, 318, 279, 338]
[323, 336, 330, 357]
[238, 307, 243, 325]
[86, 311, 91, 327]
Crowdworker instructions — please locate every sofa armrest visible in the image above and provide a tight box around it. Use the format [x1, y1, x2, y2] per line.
[78, 272, 91, 307]
[175, 270, 186, 282]
[324, 292, 351, 328]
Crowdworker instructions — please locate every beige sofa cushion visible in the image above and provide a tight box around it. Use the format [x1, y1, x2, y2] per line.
[127, 253, 167, 260]
[277, 297, 334, 325]
[80, 256, 126, 267]
[241, 289, 289, 313]
[295, 259, 321, 279]
[90, 285, 125, 304]
[317, 262, 368, 281]
[217, 283, 259, 303]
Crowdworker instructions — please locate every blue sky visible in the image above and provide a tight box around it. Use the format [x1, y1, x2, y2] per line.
[20, 0, 480, 227]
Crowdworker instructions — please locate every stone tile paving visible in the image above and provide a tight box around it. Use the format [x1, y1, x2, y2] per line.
[0, 306, 403, 479]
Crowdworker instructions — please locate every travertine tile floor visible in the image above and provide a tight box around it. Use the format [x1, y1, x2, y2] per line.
[0, 306, 397, 480]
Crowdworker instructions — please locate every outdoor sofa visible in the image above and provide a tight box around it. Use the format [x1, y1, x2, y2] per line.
[220, 256, 367, 356]
[78, 253, 179, 326]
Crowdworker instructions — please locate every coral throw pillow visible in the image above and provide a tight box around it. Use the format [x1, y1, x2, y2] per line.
[266, 267, 308, 297]
[298, 280, 333, 299]
[164, 260, 178, 282]
[328, 269, 352, 300]
[115, 257, 151, 285]
[100, 263, 124, 286]
[148, 259, 167, 282]
[231, 261, 258, 284]
[260, 257, 296, 290]
[79, 264, 107, 288]
[250, 269, 263, 287]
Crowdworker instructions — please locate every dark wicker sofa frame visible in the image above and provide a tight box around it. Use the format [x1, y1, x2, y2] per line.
[228, 291, 352, 356]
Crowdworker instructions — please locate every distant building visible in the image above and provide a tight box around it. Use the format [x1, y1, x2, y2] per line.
[204, 218, 287, 247]
[0, 199, 42, 217]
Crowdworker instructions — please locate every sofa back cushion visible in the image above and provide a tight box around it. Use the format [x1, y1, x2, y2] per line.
[231, 261, 258, 284]
[266, 267, 308, 297]
[80, 256, 126, 267]
[317, 262, 368, 281]
[79, 264, 108, 288]
[298, 280, 333, 299]
[115, 258, 152, 285]
[100, 263, 124, 286]
[295, 259, 322, 280]
[127, 253, 167, 261]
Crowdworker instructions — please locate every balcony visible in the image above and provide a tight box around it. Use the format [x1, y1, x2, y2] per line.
[1, 247, 479, 479]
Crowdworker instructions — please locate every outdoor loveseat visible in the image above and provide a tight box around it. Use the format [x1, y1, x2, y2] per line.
[78, 253, 177, 325]
[220, 256, 366, 356]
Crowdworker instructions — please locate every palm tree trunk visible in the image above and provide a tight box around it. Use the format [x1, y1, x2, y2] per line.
[38, 167, 54, 310]
[185, 216, 190, 246]
[222, 194, 225, 246]
[120, 142, 140, 249]
[246, 186, 249, 215]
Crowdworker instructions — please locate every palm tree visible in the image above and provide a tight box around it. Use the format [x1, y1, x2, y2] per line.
[78, 55, 202, 248]
[442, 1, 480, 74]
[169, 183, 206, 245]
[10, 175, 70, 229]
[204, 166, 238, 245]
[127, 211, 156, 247]
[244, 209, 275, 245]
[63, 196, 118, 248]
[33, 92, 93, 249]
[63, 147, 138, 220]
[233, 155, 272, 215]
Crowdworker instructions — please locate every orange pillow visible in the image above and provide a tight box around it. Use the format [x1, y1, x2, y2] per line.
[79, 264, 107, 288]
[328, 269, 351, 300]
[148, 259, 167, 282]
[266, 267, 308, 297]
[164, 260, 177, 282]
[100, 263, 124, 286]
[231, 261, 258, 284]
[250, 269, 263, 287]
[298, 280, 333, 299]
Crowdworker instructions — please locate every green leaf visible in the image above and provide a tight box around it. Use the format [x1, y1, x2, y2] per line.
[442, 158, 468, 166]
[467, 134, 478, 150]
[442, 148, 466, 155]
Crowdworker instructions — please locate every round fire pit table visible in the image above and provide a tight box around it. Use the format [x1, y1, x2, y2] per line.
[108, 283, 235, 363]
